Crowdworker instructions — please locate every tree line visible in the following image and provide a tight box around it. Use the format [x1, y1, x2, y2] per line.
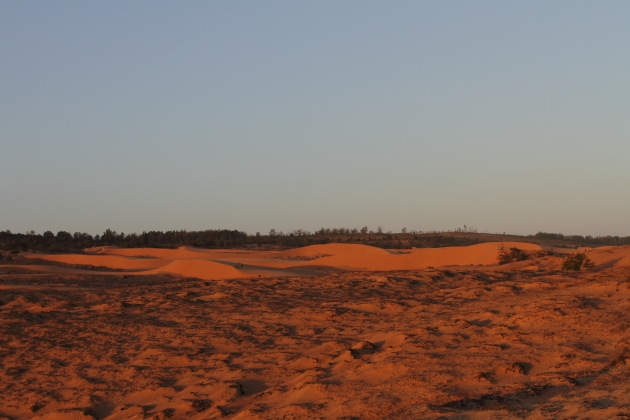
[1, 228, 629, 253]
[531, 231, 630, 246]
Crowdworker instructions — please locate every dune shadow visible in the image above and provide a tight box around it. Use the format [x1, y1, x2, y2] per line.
[239, 379, 268, 395]
[595, 257, 623, 270]
[432, 382, 568, 413]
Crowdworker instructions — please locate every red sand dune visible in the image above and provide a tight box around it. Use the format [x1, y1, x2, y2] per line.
[22, 242, 630, 282]
[88, 246, 220, 260]
[296, 242, 542, 271]
[24, 253, 166, 271]
[90, 247, 296, 269]
[148, 259, 249, 280]
[24, 252, 248, 281]
[280, 243, 392, 258]
[587, 245, 630, 267]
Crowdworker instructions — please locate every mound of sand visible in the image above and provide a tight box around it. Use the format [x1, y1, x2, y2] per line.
[297, 242, 542, 271]
[407, 241, 542, 267]
[587, 245, 630, 267]
[280, 243, 392, 258]
[87, 246, 216, 260]
[149, 259, 248, 280]
[24, 253, 166, 271]
[24, 251, 249, 281]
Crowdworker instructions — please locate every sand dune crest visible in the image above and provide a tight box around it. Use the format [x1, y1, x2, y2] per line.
[149, 259, 248, 280]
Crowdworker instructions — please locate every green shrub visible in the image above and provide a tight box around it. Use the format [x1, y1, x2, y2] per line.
[497, 247, 529, 265]
[561, 252, 595, 271]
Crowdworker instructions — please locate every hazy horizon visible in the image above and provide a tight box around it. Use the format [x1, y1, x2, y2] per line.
[2, 2, 629, 237]
[4, 225, 630, 240]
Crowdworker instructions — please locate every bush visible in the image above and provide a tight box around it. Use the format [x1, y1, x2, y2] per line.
[561, 252, 595, 271]
[533, 249, 555, 258]
[497, 247, 529, 265]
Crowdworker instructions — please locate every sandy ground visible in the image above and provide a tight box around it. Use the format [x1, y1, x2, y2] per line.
[0, 243, 628, 419]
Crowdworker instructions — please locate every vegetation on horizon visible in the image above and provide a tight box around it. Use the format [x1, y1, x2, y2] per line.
[1, 227, 629, 254]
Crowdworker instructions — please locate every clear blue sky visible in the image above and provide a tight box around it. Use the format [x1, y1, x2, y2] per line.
[2, 1, 629, 237]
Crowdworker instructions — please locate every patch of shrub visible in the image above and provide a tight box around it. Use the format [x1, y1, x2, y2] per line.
[190, 399, 212, 412]
[497, 247, 529, 265]
[533, 249, 555, 258]
[561, 252, 595, 271]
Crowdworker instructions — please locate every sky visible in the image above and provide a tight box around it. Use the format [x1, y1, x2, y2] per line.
[1, 1, 629, 237]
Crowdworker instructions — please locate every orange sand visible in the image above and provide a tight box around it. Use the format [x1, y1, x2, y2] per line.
[23, 242, 551, 280]
[296, 242, 543, 271]
[21, 243, 630, 282]
[2, 243, 628, 419]
[24, 253, 166, 271]
[587, 245, 630, 267]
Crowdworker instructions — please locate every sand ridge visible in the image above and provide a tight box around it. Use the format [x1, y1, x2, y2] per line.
[18, 243, 630, 283]
[296, 242, 543, 271]
[147, 259, 251, 281]
[22, 242, 556, 282]
[23, 253, 167, 271]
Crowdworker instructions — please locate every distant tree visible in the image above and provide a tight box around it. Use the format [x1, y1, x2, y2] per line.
[56, 231, 72, 241]
[101, 228, 118, 244]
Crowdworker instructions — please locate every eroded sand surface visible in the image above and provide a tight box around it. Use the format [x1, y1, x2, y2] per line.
[1, 243, 629, 419]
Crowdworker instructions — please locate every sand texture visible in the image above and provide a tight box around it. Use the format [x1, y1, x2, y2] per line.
[1, 243, 629, 419]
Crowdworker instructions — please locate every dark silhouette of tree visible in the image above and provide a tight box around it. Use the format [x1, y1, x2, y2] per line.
[0, 227, 629, 253]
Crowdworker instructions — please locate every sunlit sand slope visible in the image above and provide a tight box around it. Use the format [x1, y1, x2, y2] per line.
[296, 242, 542, 271]
[24, 253, 166, 270]
[24, 254, 248, 281]
[587, 245, 630, 267]
[148, 259, 250, 280]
